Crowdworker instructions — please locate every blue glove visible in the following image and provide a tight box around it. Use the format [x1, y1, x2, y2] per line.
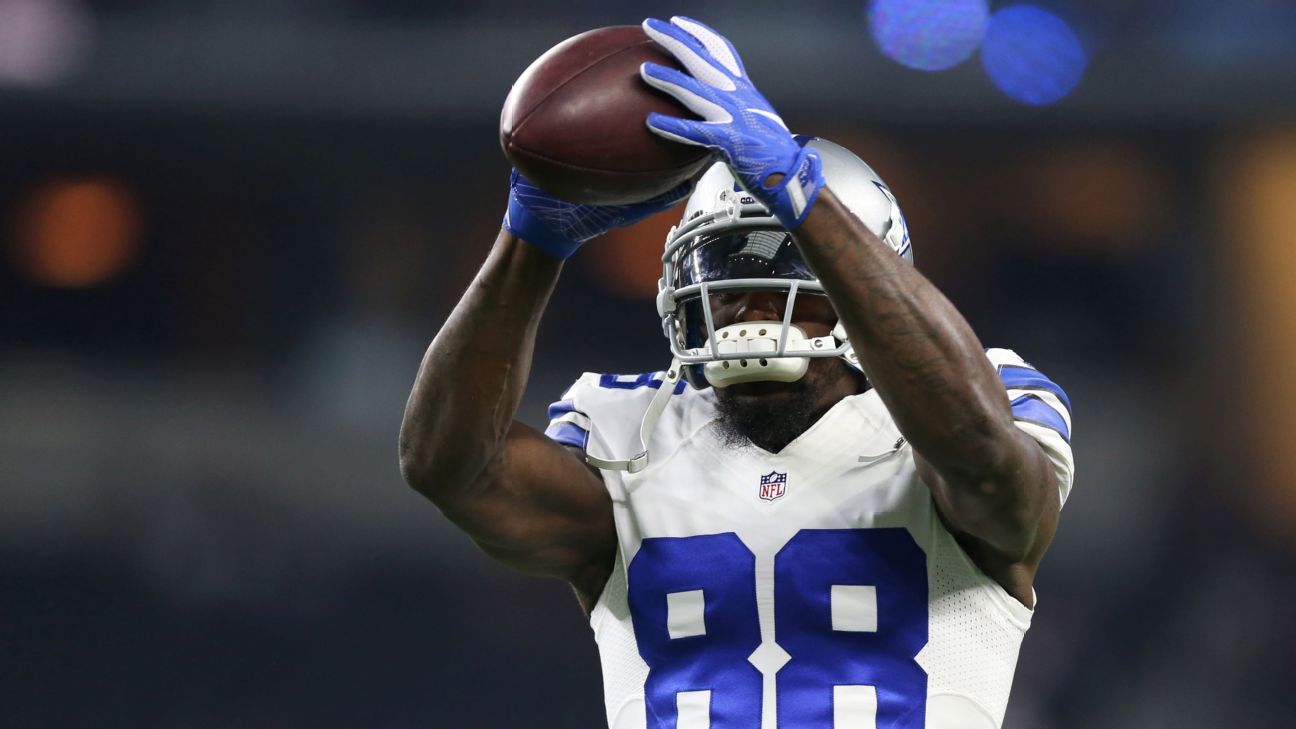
[639, 16, 825, 229]
[503, 170, 693, 259]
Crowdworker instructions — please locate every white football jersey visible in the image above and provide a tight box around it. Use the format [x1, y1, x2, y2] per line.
[544, 349, 1074, 729]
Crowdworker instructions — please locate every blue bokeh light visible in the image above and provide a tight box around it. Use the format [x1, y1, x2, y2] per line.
[868, 0, 990, 72]
[981, 5, 1088, 105]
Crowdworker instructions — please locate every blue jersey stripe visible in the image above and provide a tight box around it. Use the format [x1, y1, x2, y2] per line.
[544, 421, 590, 450]
[1010, 394, 1070, 442]
[598, 372, 687, 394]
[547, 399, 579, 421]
[999, 365, 1071, 414]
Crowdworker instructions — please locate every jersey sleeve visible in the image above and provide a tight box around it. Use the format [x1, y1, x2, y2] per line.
[543, 373, 604, 454]
[985, 348, 1075, 506]
[543, 379, 595, 451]
[542, 371, 690, 463]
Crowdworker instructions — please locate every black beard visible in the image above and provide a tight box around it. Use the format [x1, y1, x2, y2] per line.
[712, 358, 863, 454]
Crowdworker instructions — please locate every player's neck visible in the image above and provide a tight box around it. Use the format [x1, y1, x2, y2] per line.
[714, 367, 866, 453]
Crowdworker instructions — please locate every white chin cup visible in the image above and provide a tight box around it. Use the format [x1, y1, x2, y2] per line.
[702, 321, 825, 388]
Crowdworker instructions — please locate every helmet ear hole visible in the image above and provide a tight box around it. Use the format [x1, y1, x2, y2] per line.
[683, 363, 708, 389]
[680, 298, 709, 352]
[678, 297, 713, 389]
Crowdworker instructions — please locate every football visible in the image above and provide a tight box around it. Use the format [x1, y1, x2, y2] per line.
[500, 25, 711, 205]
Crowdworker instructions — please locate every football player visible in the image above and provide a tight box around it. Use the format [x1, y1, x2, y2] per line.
[399, 16, 1073, 729]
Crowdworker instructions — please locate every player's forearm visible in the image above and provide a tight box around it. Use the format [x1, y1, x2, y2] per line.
[399, 230, 562, 499]
[793, 190, 1018, 480]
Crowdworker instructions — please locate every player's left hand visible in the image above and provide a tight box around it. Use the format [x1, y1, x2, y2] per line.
[639, 16, 825, 229]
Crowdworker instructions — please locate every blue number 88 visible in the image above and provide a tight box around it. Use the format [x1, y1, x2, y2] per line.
[627, 528, 928, 728]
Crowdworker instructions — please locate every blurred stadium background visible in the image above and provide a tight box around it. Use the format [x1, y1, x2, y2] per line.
[3, 0, 1296, 727]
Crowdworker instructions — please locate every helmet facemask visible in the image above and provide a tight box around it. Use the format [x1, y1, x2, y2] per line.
[665, 225, 855, 389]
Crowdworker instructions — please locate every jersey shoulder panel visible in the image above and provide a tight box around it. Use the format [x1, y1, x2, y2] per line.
[542, 371, 715, 463]
[985, 348, 1075, 505]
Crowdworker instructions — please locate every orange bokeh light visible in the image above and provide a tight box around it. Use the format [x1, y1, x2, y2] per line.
[1019, 143, 1171, 252]
[1218, 128, 1296, 545]
[581, 206, 679, 299]
[10, 177, 143, 287]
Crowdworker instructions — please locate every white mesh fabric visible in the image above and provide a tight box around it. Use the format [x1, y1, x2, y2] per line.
[642, 19, 737, 91]
[672, 17, 744, 77]
[590, 552, 649, 729]
[921, 524, 1032, 727]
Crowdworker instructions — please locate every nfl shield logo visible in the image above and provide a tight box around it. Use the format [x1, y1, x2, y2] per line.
[759, 471, 788, 502]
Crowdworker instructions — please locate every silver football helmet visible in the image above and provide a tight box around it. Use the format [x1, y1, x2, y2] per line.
[585, 137, 913, 474]
[656, 136, 913, 389]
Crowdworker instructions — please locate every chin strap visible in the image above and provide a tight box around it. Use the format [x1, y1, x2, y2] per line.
[833, 321, 863, 374]
[585, 359, 684, 474]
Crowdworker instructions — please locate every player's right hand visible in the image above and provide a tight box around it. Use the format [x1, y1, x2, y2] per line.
[639, 16, 825, 230]
[503, 170, 693, 259]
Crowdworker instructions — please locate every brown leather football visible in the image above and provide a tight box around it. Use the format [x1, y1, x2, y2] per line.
[500, 26, 711, 205]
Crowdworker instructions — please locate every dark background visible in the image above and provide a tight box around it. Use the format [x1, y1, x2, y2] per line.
[3, 1, 1295, 727]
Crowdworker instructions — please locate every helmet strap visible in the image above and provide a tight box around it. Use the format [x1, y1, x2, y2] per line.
[584, 359, 683, 474]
